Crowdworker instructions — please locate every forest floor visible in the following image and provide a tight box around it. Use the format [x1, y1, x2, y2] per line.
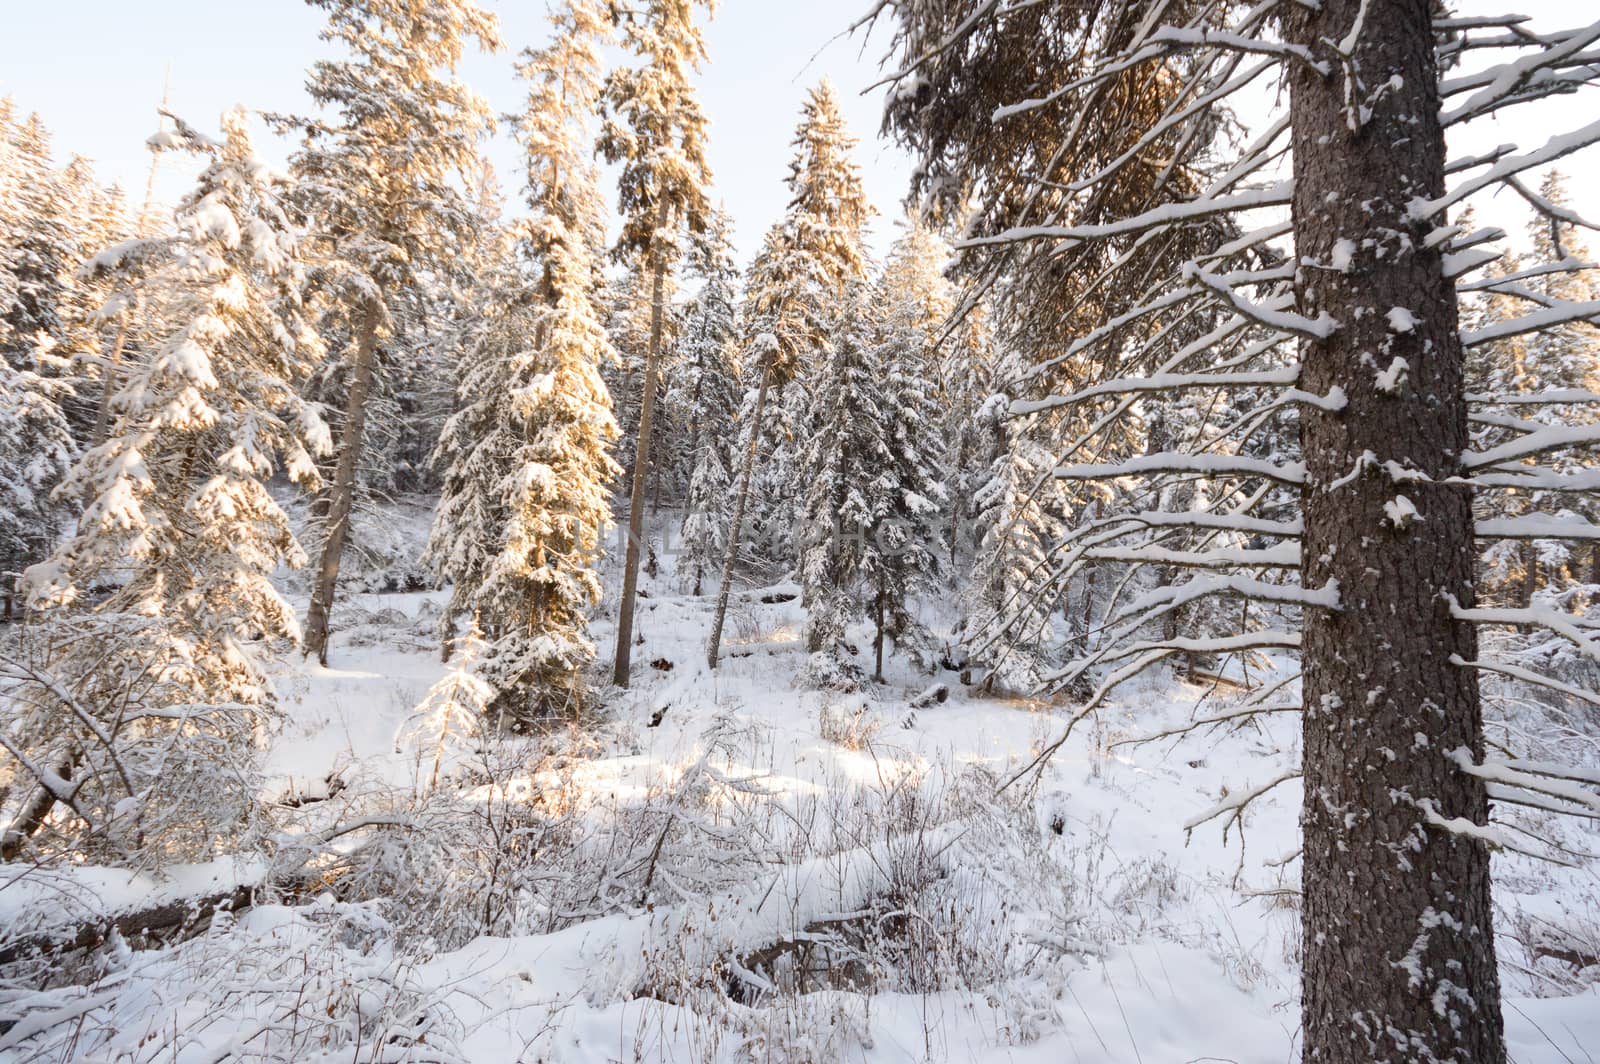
[3, 505, 1599, 1062]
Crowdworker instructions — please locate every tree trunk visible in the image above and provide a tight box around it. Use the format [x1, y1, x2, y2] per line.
[91, 322, 130, 446]
[872, 576, 885, 683]
[1519, 539, 1538, 608]
[613, 213, 671, 689]
[1287, 2, 1504, 1061]
[303, 298, 383, 666]
[651, 430, 664, 517]
[706, 356, 773, 670]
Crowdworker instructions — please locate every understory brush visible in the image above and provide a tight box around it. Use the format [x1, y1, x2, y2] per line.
[0, 711, 1195, 1062]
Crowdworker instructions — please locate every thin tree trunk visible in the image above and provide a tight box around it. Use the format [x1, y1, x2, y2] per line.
[91, 323, 130, 446]
[1519, 539, 1539, 608]
[873, 576, 885, 683]
[613, 209, 671, 689]
[947, 427, 968, 580]
[706, 356, 773, 670]
[651, 434, 664, 517]
[1287, 2, 1503, 1060]
[304, 298, 383, 666]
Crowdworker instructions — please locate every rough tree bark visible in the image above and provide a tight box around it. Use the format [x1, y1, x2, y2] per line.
[613, 206, 671, 689]
[706, 355, 773, 669]
[303, 297, 383, 666]
[1287, 2, 1504, 1060]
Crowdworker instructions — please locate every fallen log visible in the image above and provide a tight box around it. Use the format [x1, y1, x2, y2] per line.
[0, 883, 265, 967]
[0, 818, 413, 969]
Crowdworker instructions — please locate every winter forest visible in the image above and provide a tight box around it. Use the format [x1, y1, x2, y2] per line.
[4, 0, 1600, 1060]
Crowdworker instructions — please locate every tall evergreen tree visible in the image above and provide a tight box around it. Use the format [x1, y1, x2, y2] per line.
[285, 0, 500, 665]
[28, 110, 329, 692]
[598, 0, 714, 687]
[706, 79, 873, 668]
[0, 111, 76, 373]
[797, 273, 947, 687]
[7, 112, 329, 864]
[0, 363, 74, 618]
[426, 0, 620, 725]
[865, 268, 948, 678]
[797, 284, 882, 688]
[869, 3, 1600, 1057]
[960, 382, 1065, 694]
[0, 104, 79, 613]
[671, 208, 741, 596]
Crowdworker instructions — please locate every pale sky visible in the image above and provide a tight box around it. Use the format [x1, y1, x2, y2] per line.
[0, 1, 1593, 260]
[0, 0, 912, 259]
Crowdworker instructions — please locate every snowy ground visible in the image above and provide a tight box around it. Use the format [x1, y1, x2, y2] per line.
[3, 514, 1599, 1062]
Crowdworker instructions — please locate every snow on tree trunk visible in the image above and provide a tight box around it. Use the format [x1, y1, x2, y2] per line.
[1286, 2, 1503, 1058]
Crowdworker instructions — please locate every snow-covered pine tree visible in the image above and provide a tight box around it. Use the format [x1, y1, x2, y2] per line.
[30, 109, 328, 691]
[797, 282, 883, 688]
[876, 4, 1600, 1057]
[426, 0, 621, 725]
[0, 106, 74, 608]
[397, 618, 489, 792]
[672, 208, 741, 596]
[284, 0, 501, 665]
[863, 258, 949, 679]
[749, 80, 877, 569]
[0, 362, 74, 618]
[53, 156, 133, 436]
[706, 80, 874, 667]
[0, 109, 78, 374]
[960, 380, 1065, 695]
[878, 216, 956, 398]
[0, 98, 16, 348]
[0, 107, 124, 592]
[942, 297, 998, 576]
[9, 109, 328, 863]
[598, 0, 715, 687]
[601, 261, 651, 462]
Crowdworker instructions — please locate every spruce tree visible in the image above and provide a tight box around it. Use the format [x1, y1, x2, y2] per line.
[426, 0, 620, 725]
[706, 80, 873, 668]
[0, 111, 76, 373]
[285, 0, 501, 665]
[7, 111, 328, 863]
[0, 363, 74, 618]
[598, 0, 714, 687]
[672, 209, 741, 595]
[960, 384, 1064, 694]
[871, 3, 1600, 1056]
[29, 110, 329, 690]
[0, 106, 78, 611]
[797, 283, 882, 688]
[864, 270, 949, 678]
[0, 98, 17, 348]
